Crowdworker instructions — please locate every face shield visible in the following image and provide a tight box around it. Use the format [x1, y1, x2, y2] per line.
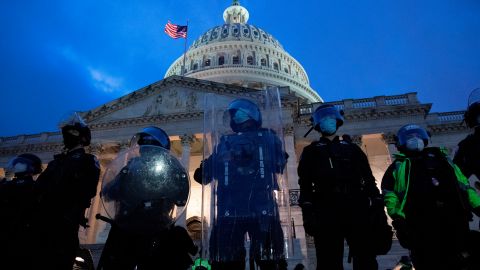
[226, 99, 262, 132]
[396, 125, 430, 147]
[130, 126, 171, 150]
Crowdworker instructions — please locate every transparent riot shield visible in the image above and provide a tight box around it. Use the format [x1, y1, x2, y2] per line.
[200, 88, 292, 268]
[100, 145, 190, 234]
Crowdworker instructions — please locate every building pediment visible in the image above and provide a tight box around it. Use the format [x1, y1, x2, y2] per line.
[84, 75, 270, 126]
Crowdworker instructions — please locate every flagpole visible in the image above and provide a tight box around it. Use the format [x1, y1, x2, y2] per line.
[181, 19, 189, 76]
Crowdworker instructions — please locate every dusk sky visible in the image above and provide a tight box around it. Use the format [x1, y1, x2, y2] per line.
[1, 0, 479, 137]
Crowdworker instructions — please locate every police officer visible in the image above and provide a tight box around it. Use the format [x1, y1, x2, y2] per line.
[99, 126, 196, 270]
[194, 99, 288, 270]
[454, 88, 480, 186]
[298, 104, 380, 270]
[33, 113, 100, 269]
[382, 124, 480, 270]
[0, 153, 42, 269]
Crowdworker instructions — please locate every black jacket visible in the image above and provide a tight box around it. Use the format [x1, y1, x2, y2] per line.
[298, 136, 379, 207]
[454, 132, 480, 179]
[35, 148, 100, 228]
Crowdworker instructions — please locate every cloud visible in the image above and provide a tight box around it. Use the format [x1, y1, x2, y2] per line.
[88, 68, 124, 93]
[56, 45, 125, 94]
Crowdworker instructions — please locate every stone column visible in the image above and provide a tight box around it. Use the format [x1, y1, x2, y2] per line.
[178, 134, 196, 227]
[84, 143, 104, 244]
[283, 124, 308, 265]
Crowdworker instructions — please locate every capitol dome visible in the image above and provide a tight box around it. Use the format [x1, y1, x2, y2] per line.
[165, 0, 322, 102]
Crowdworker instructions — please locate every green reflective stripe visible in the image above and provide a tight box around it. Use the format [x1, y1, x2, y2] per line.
[443, 153, 480, 208]
[193, 258, 211, 270]
[386, 155, 410, 219]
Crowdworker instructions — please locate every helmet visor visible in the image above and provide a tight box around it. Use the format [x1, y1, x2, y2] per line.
[397, 125, 430, 146]
[227, 99, 261, 123]
[312, 106, 344, 126]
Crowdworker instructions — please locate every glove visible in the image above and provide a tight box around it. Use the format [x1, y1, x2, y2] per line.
[392, 218, 410, 249]
[301, 203, 317, 236]
[193, 161, 203, 183]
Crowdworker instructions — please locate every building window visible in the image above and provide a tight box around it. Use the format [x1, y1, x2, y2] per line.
[218, 56, 225, 65]
[233, 56, 240, 64]
[247, 56, 254, 65]
[204, 59, 211, 67]
[261, 58, 267, 66]
[284, 68, 289, 73]
[273, 63, 279, 71]
[193, 63, 198, 70]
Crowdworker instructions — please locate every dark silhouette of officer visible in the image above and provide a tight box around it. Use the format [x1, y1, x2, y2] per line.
[298, 104, 381, 270]
[0, 153, 42, 269]
[33, 113, 100, 269]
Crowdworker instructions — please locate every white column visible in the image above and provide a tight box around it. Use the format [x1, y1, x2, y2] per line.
[177, 134, 195, 227]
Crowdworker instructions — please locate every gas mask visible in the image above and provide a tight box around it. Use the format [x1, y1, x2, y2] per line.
[319, 117, 337, 136]
[405, 137, 425, 152]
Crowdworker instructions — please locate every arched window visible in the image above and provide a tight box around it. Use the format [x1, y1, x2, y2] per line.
[247, 56, 254, 65]
[193, 63, 198, 70]
[218, 56, 225, 65]
[204, 59, 211, 67]
[260, 58, 267, 66]
[233, 56, 240, 64]
[284, 68, 289, 73]
[273, 63, 279, 71]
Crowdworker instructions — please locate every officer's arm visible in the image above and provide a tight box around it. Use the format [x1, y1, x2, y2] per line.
[353, 144, 380, 197]
[82, 155, 101, 201]
[451, 162, 480, 211]
[382, 164, 403, 219]
[297, 149, 314, 206]
[34, 159, 56, 201]
[453, 141, 473, 178]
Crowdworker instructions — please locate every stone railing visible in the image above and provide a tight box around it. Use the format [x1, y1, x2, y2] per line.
[427, 111, 466, 124]
[298, 93, 418, 116]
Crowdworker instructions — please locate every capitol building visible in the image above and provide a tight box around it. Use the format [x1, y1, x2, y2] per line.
[0, 1, 472, 269]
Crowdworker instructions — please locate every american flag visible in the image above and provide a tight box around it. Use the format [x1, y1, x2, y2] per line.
[164, 21, 188, 39]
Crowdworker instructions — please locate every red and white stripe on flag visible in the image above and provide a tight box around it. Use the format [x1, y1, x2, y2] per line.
[164, 21, 187, 39]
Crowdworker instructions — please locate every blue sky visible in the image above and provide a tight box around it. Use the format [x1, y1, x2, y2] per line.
[1, 0, 479, 136]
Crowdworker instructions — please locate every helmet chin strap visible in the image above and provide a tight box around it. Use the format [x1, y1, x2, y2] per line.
[303, 126, 314, 138]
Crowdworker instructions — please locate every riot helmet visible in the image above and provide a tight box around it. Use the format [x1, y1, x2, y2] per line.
[6, 153, 42, 177]
[227, 99, 262, 132]
[311, 104, 344, 136]
[60, 112, 91, 149]
[464, 88, 480, 128]
[130, 126, 171, 150]
[396, 124, 430, 153]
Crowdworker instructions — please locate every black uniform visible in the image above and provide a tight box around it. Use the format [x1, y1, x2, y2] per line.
[0, 176, 36, 269]
[382, 147, 474, 270]
[298, 136, 380, 270]
[33, 148, 100, 269]
[454, 132, 480, 179]
[194, 128, 287, 270]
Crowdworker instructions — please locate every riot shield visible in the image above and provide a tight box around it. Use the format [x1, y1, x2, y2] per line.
[100, 145, 190, 234]
[200, 88, 292, 268]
